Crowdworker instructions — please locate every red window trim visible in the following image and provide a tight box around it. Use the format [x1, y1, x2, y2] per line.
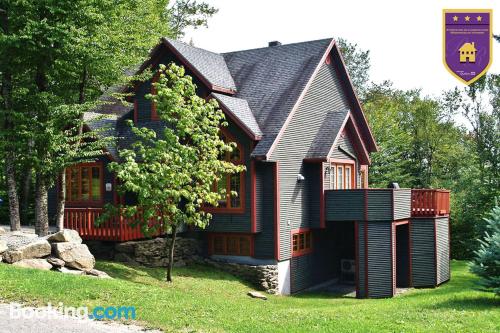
[328, 158, 356, 190]
[65, 162, 104, 207]
[208, 233, 254, 256]
[291, 228, 313, 257]
[204, 128, 246, 214]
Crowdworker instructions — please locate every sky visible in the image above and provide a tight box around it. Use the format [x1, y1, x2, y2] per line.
[184, 0, 499, 97]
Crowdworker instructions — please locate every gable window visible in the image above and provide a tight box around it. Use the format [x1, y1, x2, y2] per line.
[209, 234, 252, 256]
[207, 130, 245, 212]
[65, 163, 103, 203]
[292, 230, 313, 256]
[329, 162, 355, 190]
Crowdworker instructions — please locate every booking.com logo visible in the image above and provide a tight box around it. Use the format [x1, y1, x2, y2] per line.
[9, 302, 136, 320]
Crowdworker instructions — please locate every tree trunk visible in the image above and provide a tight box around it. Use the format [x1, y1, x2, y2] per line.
[166, 225, 178, 282]
[35, 175, 49, 236]
[20, 170, 32, 225]
[55, 171, 66, 231]
[5, 154, 21, 231]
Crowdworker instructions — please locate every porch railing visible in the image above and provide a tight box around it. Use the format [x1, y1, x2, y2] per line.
[63, 208, 163, 241]
[411, 189, 450, 217]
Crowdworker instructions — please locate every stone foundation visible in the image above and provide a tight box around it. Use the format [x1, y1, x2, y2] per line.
[199, 258, 279, 294]
[113, 236, 202, 268]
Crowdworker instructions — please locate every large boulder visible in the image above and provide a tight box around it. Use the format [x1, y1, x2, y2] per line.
[0, 227, 6, 235]
[47, 230, 82, 244]
[52, 242, 95, 270]
[57, 267, 85, 275]
[13, 259, 53, 271]
[3, 239, 51, 263]
[0, 240, 7, 254]
[2, 250, 23, 263]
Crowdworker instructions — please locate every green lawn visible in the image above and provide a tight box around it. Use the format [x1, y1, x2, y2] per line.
[0, 260, 498, 332]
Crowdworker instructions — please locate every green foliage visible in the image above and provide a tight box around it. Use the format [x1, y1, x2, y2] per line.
[337, 38, 370, 98]
[167, 0, 218, 38]
[107, 63, 244, 235]
[470, 201, 500, 295]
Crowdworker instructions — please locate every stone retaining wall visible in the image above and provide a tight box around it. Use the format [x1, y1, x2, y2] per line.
[110, 235, 279, 294]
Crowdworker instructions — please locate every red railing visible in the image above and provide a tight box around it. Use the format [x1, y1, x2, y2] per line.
[411, 189, 450, 217]
[64, 208, 163, 241]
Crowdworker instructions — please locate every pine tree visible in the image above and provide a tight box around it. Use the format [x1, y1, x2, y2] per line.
[470, 201, 500, 295]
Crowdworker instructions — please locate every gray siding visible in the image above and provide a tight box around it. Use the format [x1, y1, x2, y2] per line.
[270, 61, 349, 260]
[436, 217, 450, 284]
[410, 218, 437, 287]
[366, 222, 394, 298]
[331, 134, 356, 160]
[253, 162, 275, 259]
[205, 121, 253, 233]
[393, 189, 411, 220]
[290, 254, 314, 293]
[366, 190, 393, 221]
[356, 222, 394, 298]
[305, 163, 322, 229]
[357, 222, 366, 298]
[325, 190, 365, 221]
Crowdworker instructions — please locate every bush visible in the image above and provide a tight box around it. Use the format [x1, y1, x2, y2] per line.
[469, 200, 500, 295]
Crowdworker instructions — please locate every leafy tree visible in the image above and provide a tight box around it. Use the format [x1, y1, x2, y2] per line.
[106, 63, 244, 282]
[167, 0, 218, 38]
[1, 0, 219, 235]
[337, 38, 370, 99]
[470, 200, 500, 295]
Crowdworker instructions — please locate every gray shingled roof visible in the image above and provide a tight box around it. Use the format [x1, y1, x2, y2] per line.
[223, 38, 333, 157]
[211, 93, 262, 139]
[165, 38, 237, 92]
[306, 109, 349, 159]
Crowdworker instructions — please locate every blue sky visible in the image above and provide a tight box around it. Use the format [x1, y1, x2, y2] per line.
[184, 0, 499, 97]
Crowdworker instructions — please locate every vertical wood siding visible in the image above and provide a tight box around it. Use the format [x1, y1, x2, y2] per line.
[410, 218, 437, 287]
[270, 61, 349, 260]
[436, 217, 450, 284]
[253, 162, 276, 258]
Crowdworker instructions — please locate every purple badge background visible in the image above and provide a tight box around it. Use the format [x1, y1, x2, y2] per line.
[444, 12, 491, 82]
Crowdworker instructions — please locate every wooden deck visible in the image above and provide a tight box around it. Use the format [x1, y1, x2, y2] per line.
[64, 208, 163, 242]
[411, 189, 450, 217]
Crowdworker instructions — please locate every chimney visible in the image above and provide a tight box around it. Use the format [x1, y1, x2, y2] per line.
[268, 41, 282, 47]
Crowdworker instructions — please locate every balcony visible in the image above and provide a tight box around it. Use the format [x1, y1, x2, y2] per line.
[411, 189, 450, 217]
[325, 189, 450, 222]
[64, 208, 164, 241]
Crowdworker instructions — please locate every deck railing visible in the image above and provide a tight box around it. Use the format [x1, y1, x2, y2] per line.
[411, 189, 450, 217]
[64, 208, 163, 241]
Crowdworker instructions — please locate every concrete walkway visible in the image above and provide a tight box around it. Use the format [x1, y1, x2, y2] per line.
[0, 303, 162, 333]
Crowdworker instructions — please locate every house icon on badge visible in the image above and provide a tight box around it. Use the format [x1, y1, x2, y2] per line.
[459, 42, 476, 63]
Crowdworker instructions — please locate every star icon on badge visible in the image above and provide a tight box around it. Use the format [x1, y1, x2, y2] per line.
[477, 16, 482, 22]
[453, 15, 459, 22]
[465, 16, 470, 22]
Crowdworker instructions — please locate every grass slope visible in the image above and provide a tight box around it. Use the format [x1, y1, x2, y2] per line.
[0, 260, 498, 332]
